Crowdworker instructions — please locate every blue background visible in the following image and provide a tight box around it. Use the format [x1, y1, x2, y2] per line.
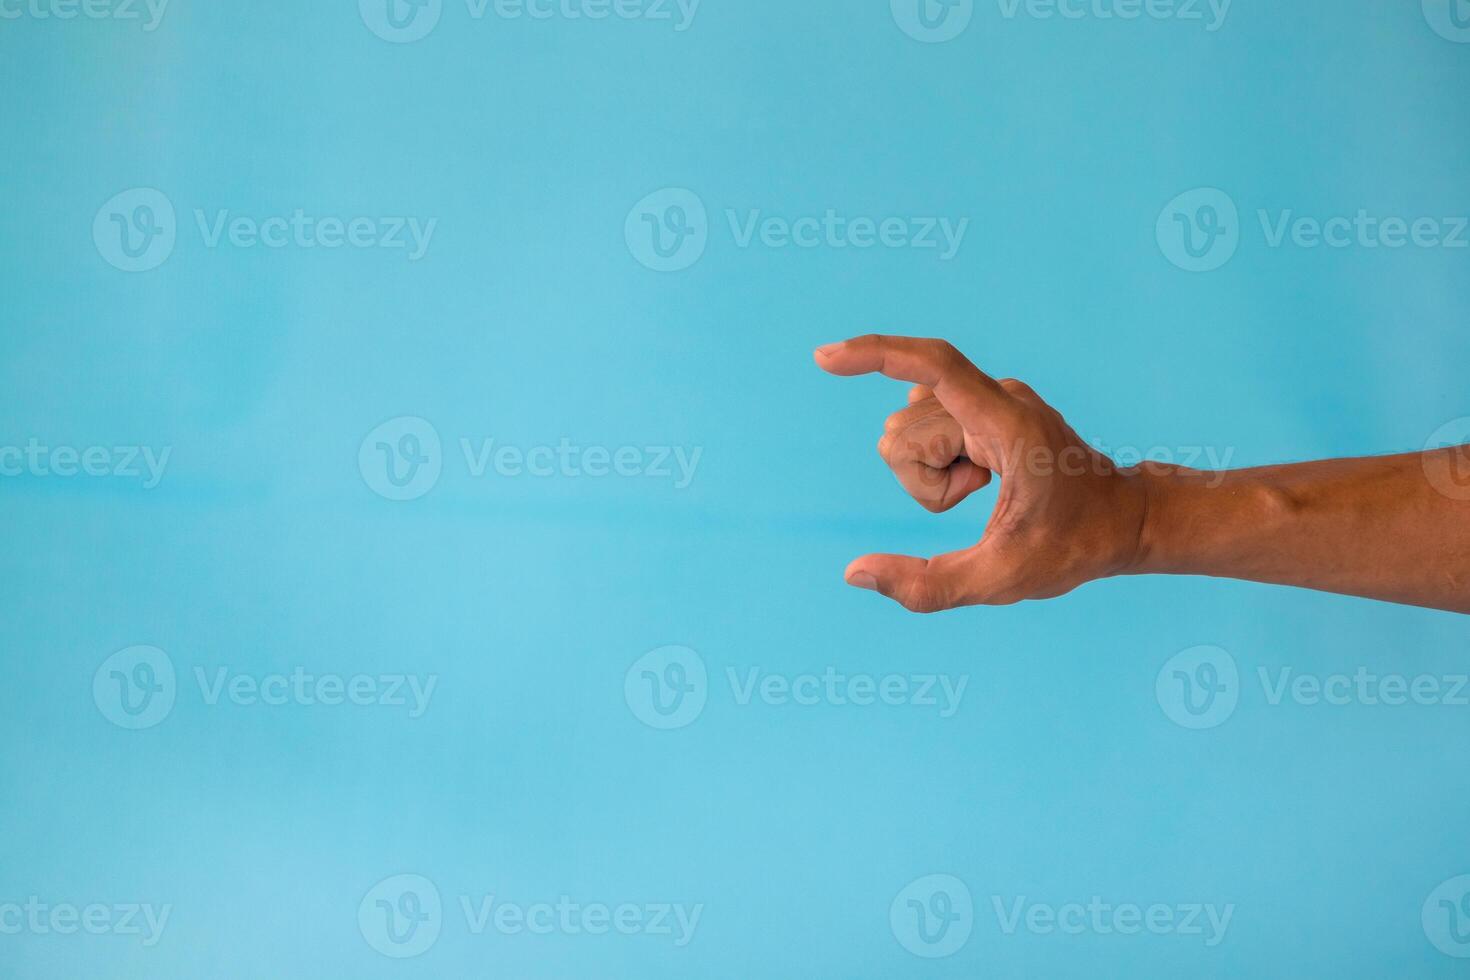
[3, 0, 1470, 976]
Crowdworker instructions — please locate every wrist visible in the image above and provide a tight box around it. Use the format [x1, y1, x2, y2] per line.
[1123, 464, 1196, 576]
[1096, 464, 1174, 579]
[1126, 464, 1300, 577]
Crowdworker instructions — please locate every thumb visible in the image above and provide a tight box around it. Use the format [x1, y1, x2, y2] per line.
[844, 549, 989, 613]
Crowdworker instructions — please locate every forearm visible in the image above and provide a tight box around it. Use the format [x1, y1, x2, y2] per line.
[1130, 450, 1470, 613]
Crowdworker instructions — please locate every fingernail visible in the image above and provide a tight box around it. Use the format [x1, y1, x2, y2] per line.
[815, 342, 844, 356]
[847, 571, 879, 591]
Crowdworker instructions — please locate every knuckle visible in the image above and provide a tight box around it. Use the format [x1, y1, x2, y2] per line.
[926, 339, 961, 366]
[899, 593, 934, 614]
[899, 571, 948, 614]
[999, 377, 1037, 400]
[927, 432, 957, 459]
[882, 430, 930, 465]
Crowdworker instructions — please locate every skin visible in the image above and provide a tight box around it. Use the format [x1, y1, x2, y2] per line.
[814, 334, 1470, 615]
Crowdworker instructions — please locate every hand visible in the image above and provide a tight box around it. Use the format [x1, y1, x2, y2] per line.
[815, 335, 1151, 612]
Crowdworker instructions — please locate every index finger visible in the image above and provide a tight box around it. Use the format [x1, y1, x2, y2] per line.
[814, 334, 1016, 434]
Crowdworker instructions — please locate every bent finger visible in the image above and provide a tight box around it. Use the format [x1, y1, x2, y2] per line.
[815, 335, 1018, 436]
[892, 458, 992, 512]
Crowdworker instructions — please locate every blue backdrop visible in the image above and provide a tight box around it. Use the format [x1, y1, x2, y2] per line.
[3, 0, 1470, 976]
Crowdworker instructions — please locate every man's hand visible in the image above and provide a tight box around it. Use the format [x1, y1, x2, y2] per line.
[815, 334, 1150, 612]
